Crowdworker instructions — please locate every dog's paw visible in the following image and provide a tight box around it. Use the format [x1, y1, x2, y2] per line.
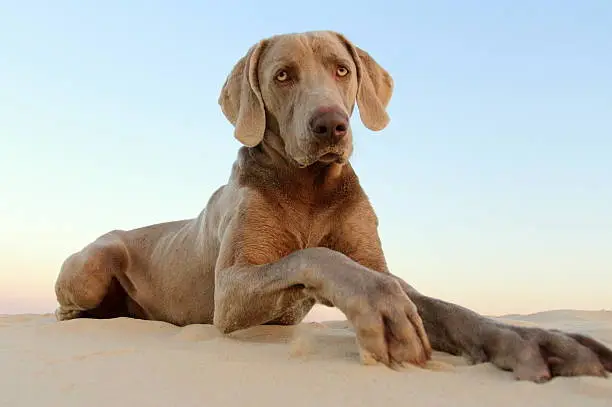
[474, 325, 610, 382]
[55, 306, 84, 321]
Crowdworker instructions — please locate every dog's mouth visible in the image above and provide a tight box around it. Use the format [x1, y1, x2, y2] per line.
[295, 148, 347, 168]
[318, 152, 343, 163]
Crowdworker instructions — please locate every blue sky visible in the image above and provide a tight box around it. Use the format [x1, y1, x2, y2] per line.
[1, 1, 610, 315]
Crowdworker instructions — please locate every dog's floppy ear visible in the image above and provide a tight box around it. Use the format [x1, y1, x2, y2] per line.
[336, 33, 394, 131]
[218, 41, 267, 147]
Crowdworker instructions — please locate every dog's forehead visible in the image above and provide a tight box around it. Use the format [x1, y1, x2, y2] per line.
[263, 31, 352, 66]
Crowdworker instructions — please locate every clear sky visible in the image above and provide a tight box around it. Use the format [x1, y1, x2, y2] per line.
[1, 1, 610, 316]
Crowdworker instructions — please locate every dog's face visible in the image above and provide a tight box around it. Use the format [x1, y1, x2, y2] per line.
[219, 31, 394, 167]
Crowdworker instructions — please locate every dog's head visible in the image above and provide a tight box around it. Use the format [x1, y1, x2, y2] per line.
[219, 30, 393, 167]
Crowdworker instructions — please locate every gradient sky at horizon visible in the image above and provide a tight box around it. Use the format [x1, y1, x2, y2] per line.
[1, 1, 611, 316]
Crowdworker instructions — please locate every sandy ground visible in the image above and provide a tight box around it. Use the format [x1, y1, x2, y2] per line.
[1, 309, 611, 407]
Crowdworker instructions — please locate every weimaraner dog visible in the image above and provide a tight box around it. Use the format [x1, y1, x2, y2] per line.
[54, 30, 612, 382]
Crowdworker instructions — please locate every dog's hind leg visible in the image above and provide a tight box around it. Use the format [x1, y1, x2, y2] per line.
[54, 233, 128, 321]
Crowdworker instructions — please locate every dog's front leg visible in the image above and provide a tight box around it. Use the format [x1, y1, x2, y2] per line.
[213, 245, 431, 368]
[391, 276, 612, 382]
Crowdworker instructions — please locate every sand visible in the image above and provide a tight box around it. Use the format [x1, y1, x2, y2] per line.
[1, 309, 611, 407]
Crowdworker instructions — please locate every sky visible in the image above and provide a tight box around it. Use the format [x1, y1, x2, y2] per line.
[1, 1, 610, 317]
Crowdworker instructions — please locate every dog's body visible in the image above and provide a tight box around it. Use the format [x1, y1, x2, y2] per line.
[55, 31, 612, 382]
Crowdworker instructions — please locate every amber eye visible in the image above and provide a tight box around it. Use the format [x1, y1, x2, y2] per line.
[275, 70, 289, 82]
[336, 66, 349, 77]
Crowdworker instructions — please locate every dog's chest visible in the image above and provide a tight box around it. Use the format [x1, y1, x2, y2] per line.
[287, 206, 336, 250]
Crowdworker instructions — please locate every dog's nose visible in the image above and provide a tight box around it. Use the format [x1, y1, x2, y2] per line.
[309, 109, 349, 142]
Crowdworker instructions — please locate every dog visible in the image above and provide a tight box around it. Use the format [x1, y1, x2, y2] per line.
[54, 30, 612, 382]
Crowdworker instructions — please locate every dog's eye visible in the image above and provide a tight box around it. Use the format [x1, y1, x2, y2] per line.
[336, 66, 349, 77]
[275, 70, 289, 82]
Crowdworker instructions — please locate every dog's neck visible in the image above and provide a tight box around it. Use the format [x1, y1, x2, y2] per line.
[237, 130, 358, 197]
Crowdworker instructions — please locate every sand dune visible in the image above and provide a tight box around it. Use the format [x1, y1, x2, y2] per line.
[1, 310, 611, 407]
